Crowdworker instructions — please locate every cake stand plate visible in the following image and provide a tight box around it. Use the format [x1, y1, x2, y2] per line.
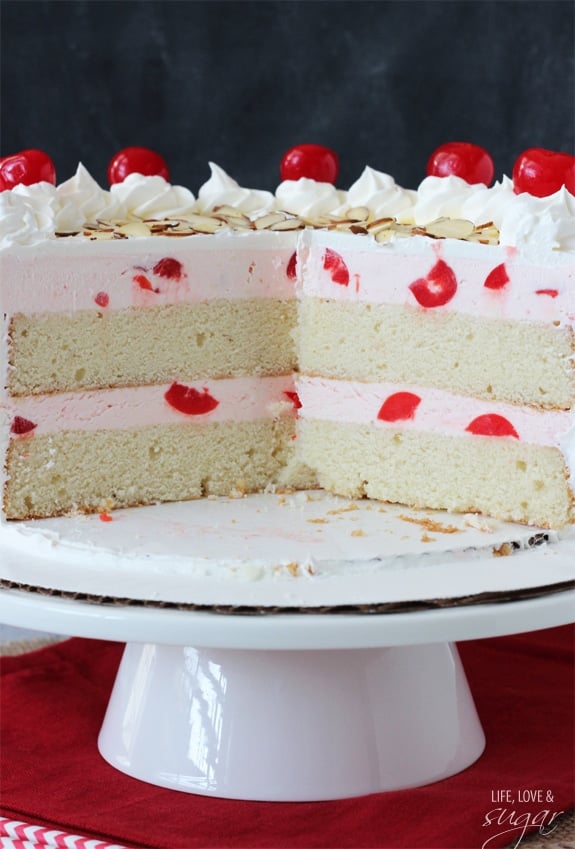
[1, 493, 574, 801]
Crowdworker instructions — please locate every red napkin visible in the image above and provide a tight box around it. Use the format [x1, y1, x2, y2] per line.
[1, 625, 573, 849]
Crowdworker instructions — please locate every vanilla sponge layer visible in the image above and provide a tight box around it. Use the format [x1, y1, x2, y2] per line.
[4, 419, 314, 520]
[298, 420, 573, 528]
[298, 299, 575, 409]
[9, 300, 297, 396]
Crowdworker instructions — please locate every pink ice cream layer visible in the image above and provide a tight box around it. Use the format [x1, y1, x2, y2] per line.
[299, 231, 575, 324]
[5, 376, 298, 438]
[296, 375, 575, 450]
[0, 232, 298, 314]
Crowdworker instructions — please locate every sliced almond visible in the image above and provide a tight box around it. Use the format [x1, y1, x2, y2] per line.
[162, 228, 198, 237]
[269, 217, 304, 231]
[212, 204, 249, 220]
[89, 230, 116, 241]
[346, 206, 370, 222]
[116, 221, 152, 238]
[374, 229, 394, 243]
[389, 223, 414, 236]
[307, 216, 336, 229]
[228, 218, 254, 230]
[177, 214, 224, 234]
[425, 217, 475, 239]
[149, 223, 180, 234]
[366, 217, 395, 233]
[254, 212, 289, 230]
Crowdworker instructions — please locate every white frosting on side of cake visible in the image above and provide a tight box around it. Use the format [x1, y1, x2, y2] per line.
[5, 376, 297, 435]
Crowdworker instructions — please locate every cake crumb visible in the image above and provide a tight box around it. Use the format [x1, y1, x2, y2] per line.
[421, 533, 435, 543]
[307, 517, 329, 524]
[492, 542, 514, 557]
[327, 503, 360, 515]
[399, 514, 460, 534]
[464, 513, 497, 532]
[351, 529, 365, 537]
[228, 487, 247, 499]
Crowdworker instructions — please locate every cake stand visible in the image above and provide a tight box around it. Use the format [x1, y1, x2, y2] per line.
[1, 493, 574, 802]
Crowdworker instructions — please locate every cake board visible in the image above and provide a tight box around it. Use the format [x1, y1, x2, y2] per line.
[1, 492, 574, 801]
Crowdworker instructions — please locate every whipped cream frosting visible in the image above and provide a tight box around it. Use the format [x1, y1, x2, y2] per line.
[410, 175, 575, 262]
[1, 162, 574, 264]
[0, 165, 197, 248]
[346, 167, 417, 221]
[196, 162, 275, 214]
[275, 177, 346, 218]
[109, 171, 196, 219]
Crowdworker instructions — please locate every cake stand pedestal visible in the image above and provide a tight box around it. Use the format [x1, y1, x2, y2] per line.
[1, 495, 574, 800]
[1, 587, 573, 801]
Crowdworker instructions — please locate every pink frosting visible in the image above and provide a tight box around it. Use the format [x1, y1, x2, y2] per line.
[0, 232, 298, 314]
[7, 376, 298, 437]
[299, 231, 575, 324]
[296, 376, 574, 449]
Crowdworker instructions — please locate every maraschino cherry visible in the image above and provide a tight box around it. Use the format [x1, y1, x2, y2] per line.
[280, 144, 339, 183]
[512, 148, 575, 197]
[426, 142, 494, 186]
[0, 149, 56, 191]
[107, 146, 170, 184]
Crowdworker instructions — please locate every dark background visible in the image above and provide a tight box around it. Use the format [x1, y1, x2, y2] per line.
[1, 0, 573, 192]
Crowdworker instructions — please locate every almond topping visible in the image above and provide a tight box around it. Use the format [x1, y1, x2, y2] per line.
[425, 217, 475, 239]
[346, 206, 370, 222]
[117, 221, 152, 238]
[254, 212, 289, 230]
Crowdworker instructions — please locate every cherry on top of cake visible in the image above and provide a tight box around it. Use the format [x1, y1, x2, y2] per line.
[0, 142, 573, 252]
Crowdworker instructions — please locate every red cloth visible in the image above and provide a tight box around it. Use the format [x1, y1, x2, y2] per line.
[1, 626, 573, 849]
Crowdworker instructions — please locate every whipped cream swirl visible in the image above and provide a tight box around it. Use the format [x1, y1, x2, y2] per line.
[275, 177, 345, 218]
[1, 160, 574, 260]
[110, 172, 196, 219]
[55, 163, 123, 231]
[345, 166, 417, 221]
[0, 183, 59, 247]
[196, 162, 275, 214]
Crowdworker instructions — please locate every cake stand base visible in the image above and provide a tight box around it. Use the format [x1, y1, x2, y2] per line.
[98, 640, 485, 801]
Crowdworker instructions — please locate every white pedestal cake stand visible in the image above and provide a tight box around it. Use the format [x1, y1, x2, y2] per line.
[0, 493, 574, 802]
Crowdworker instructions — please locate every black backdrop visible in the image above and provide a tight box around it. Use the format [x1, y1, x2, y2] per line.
[1, 0, 573, 192]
